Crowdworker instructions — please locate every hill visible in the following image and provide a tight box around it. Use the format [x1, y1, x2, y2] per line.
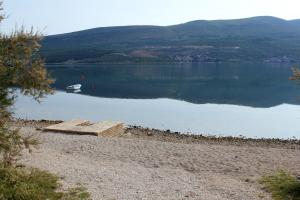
[41, 16, 300, 63]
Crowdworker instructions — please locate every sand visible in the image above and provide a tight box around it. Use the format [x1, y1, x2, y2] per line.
[17, 121, 300, 200]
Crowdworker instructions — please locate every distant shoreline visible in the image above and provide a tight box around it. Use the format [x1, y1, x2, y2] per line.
[44, 60, 300, 66]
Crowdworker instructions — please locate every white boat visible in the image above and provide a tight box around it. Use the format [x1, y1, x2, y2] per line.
[66, 84, 82, 90]
[66, 89, 81, 93]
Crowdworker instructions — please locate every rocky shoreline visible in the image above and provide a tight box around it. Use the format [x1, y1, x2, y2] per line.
[13, 119, 300, 149]
[14, 118, 300, 200]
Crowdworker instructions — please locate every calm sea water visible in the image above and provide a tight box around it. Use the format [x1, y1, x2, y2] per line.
[14, 62, 300, 139]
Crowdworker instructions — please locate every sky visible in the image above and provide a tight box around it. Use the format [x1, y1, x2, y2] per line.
[1, 0, 300, 35]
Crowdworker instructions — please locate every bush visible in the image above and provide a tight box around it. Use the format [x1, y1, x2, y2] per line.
[0, 166, 90, 200]
[0, 2, 91, 199]
[261, 170, 300, 200]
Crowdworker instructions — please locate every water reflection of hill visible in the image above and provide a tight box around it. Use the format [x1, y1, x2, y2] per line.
[48, 62, 300, 108]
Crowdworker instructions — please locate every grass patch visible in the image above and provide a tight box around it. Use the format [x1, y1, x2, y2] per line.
[0, 166, 90, 200]
[260, 170, 300, 200]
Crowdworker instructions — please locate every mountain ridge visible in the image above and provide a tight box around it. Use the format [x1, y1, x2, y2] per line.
[41, 16, 300, 63]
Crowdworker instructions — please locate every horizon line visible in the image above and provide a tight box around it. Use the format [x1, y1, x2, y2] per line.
[47, 15, 300, 36]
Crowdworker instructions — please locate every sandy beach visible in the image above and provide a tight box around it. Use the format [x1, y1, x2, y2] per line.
[16, 120, 300, 200]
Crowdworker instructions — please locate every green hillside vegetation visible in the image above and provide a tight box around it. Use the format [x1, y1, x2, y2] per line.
[41, 16, 300, 63]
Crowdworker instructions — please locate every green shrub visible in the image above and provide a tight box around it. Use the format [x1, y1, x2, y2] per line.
[0, 166, 90, 200]
[261, 170, 300, 200]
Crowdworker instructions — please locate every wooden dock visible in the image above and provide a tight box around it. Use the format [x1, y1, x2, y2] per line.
[43, 120, 124, 136]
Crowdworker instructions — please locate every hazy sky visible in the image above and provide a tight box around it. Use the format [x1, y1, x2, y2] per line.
[1, 0, 300, 35]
